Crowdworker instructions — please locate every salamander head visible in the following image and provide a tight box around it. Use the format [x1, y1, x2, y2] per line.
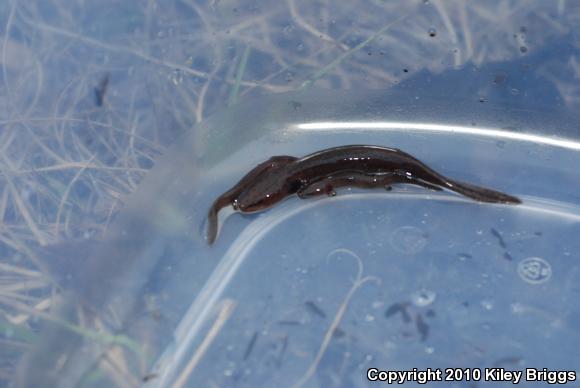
[235, 175, 298, 213]
[235, 174, 297, 212]
[232, 156, 299, 213]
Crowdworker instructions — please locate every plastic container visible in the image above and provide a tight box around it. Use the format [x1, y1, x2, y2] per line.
[20, 90, 580, 387]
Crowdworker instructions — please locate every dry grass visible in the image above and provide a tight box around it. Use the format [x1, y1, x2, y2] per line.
[0, 0, 577, 385]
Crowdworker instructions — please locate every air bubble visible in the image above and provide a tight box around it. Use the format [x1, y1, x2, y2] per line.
[372, 301, 384, 309]
[411, 288, 436, 307]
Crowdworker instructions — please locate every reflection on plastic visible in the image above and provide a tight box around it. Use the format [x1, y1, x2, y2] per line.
[296, 121, 580, 151]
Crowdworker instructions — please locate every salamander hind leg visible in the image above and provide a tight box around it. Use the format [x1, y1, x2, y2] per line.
[406, 177, 444, 192]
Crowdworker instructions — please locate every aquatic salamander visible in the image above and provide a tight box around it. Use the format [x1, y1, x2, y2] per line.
[206, 145, 521, 244]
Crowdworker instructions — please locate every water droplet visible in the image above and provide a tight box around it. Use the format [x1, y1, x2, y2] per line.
[411, 288, 436, 307]
[458, 253, 472, 261]
[283, 24, 294, 34]
[481, 299, 494, 310]
[511, 302, 525, 314]
[296, 43, 304, 52]
[389, 226, 428, 255]
[428, 28, 437, 37]
[517, 257, 552, 284]
[519, 46, 528, 53]
[365, 314, 375, 322]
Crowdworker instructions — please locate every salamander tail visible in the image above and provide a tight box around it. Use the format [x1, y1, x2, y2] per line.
[447, 180, 521, 204]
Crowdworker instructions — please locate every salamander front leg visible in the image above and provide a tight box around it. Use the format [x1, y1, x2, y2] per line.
[297, 173, 398, 199]
[297, 177, 337, 198]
